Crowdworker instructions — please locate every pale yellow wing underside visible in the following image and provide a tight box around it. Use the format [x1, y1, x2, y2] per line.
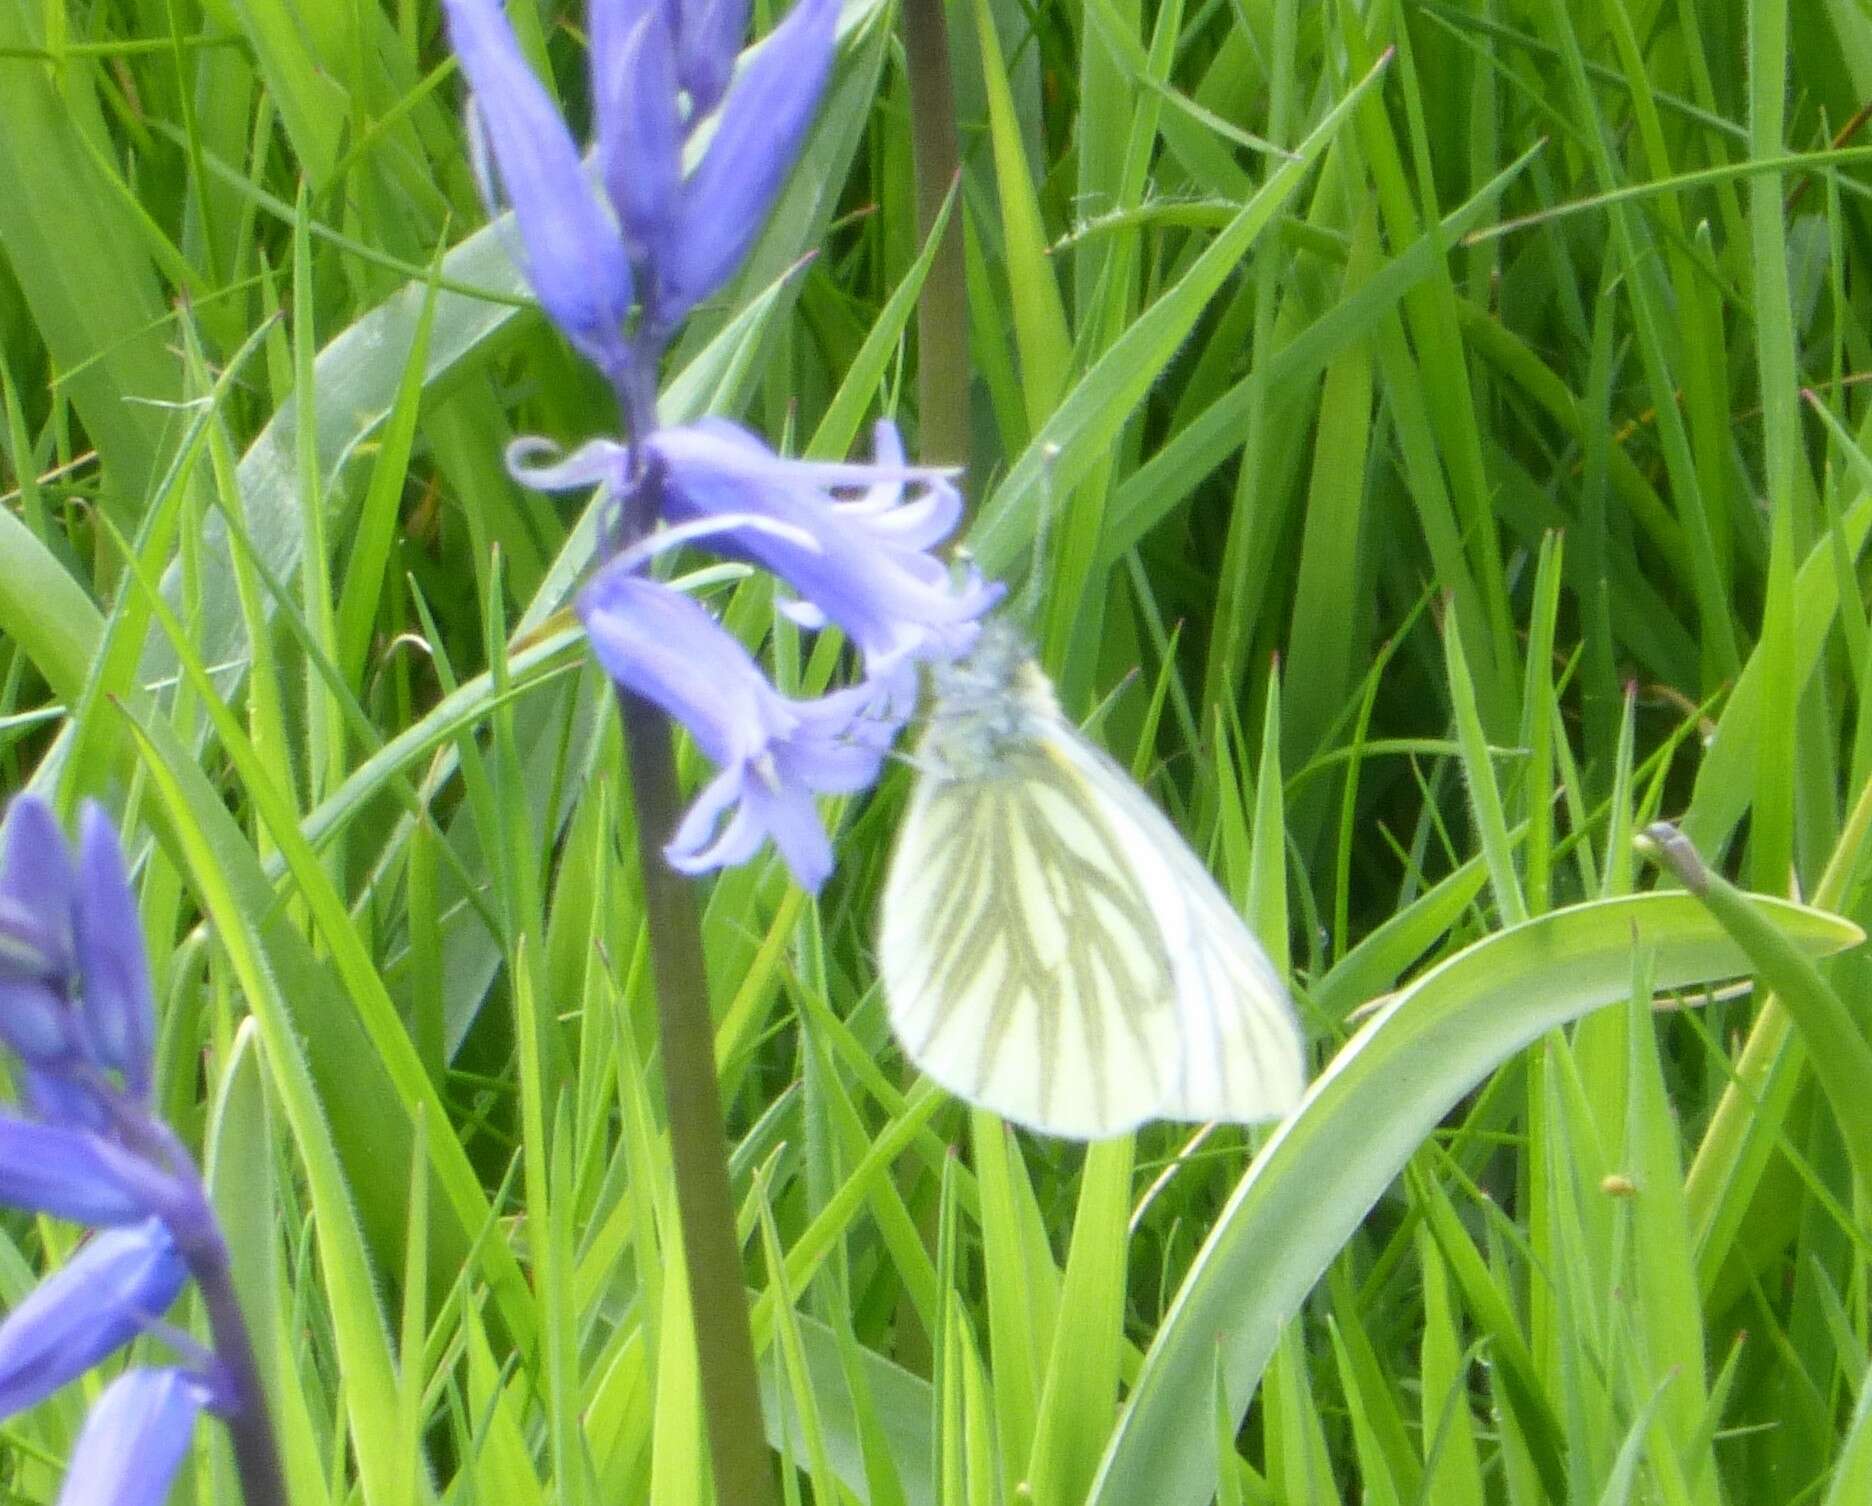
[880, 724, 1304, 1140]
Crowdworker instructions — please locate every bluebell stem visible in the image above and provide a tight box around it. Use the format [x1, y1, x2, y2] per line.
[0, 795, 284, 1506]
[900, 0, 969, 469]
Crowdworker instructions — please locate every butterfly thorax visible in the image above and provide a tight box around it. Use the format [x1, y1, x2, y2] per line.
[918, 620, 1059, 782]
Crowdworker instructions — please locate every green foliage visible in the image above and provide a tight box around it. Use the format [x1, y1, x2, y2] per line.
[2, 1, 1872, 1503]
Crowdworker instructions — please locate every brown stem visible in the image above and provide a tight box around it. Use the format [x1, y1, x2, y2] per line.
[902, 0, 970, 473]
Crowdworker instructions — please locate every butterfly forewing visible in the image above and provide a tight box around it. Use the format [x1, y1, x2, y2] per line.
[882, 742, 1186, 1136]
[880, 647, 1306, 1139]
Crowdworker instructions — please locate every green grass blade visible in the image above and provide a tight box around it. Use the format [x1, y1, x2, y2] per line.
[0, 0, 175, 503]
[968, 50, 1393, 578]
[1091, 891, 1860, 1506]
[125, 720, 415, 1506]
[970, 0, 1072, 433]
[1026, 1136, 1132, 1506]
[1638, 824, 1872, 1199]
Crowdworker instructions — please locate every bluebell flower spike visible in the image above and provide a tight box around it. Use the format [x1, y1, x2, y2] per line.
[0, 1219, 186, 1419]
[442, 0, 636, 375]
[0, 794, 288, 1506]
[55, 1367, 207, 1506]
[447, 0, 995, 890]
[73, 803, 156, 1099]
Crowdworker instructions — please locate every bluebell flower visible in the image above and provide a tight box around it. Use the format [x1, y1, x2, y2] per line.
[443, 0, 636, 375]
[446, 0, 842, 352]
[21, 1067, 111, 1135]
[0, 798, 159, 1107]
[0, 794, 83, 1070]
[0, 1219, 186, 1417]
[513, 419, 999, 677]
[594, 2, 682, 271]
[0, 1118, 152, 1226]
[651, 418, 999, 674]
[56, 1367, 207, 1506]
[647, 0, 843, 327]
[73, 806, 156, 1100]
[662, 0, 750, 120]
[0, 795, 285, 1506]
[579, 568, 893, 889]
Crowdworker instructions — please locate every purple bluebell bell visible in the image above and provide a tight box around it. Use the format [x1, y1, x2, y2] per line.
[0, 1118, 151, 1226]
[22, 1066, 111, 1135]
[513, 419, 999, 677]
[0, 795, 285, 1506]
[56, 1367, 207, 1506]
[0, 797, 160, 1106]
[592, 1, 683, 271]
[651, 0, 843, 327]
[670, 0, 752, 119]
[580, 569, 893, 890]
[446, 0, 842, 350]
[443, 0, 635, 376]
[72, 806, 156, 1100]
[0, 794, 81, 1069]
[0, 1219, 186, 1417]
[649, 419, 997, 674]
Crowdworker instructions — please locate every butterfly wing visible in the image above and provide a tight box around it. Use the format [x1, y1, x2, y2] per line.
[880, 717, 1305, 1139]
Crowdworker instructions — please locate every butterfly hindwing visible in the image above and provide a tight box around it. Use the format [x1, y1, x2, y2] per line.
[1049, 727, 1305, 1122]
[881, 708, 1305, 1139]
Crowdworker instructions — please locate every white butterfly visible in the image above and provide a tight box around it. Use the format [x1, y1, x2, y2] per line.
[879, 620, 1306, 1139]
